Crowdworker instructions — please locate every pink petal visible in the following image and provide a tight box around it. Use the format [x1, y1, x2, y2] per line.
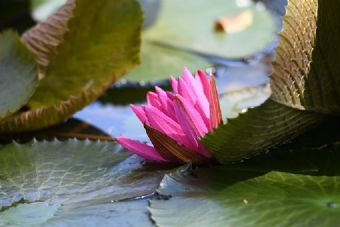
[130, 104, 148, 124]
[174, 95, 208, 137]
[182, 67, 196, 87]
[155, 87, 176, 118]
[181, 68, 210, 130]
[197, 70, 211, 101]
[143, 106, 193, 148]
[177, 77, 196, 104]
[173, 95, 212, 158]
[147, 92, 162, 109]
[170, 76, 178, 93]
[116, 137, 168, 163]
[144, 106, 181, 134]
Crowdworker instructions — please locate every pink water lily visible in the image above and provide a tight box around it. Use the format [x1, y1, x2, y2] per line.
[116, 68, 223, 164]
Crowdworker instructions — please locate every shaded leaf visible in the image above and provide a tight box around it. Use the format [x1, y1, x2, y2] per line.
[99, 84, 171, 106]
[150, 139, 340, 227]
[271, 0, 340, 113]
[0, 30, 37, 121]
[0, 0, 142, 133]
[143, 0, 276, 58]
[0, 118, 114, 144]
[202, 100, 324, 163]
[0, 140, 165, 226]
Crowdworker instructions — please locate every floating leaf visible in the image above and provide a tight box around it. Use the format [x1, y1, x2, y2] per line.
[0, 118, 114, 144]
[125, 41, 211, 82]
[271, 0, 340, 113]
[0, 30, 37, 121]
[150, 140, 340, 227]
[0, 140, 165, 226]
[143, 0, 276, 58]
[0, 0, 142, 133]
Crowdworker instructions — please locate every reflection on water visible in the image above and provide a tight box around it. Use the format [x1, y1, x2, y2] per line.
[74, 103, 149, 142]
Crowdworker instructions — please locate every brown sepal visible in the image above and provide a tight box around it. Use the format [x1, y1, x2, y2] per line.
[209, 75, 223, 128]
[144, 124, 209, 165]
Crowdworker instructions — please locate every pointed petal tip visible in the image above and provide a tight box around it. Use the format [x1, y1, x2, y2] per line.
[115, 136, 169, 163]
[130, 104, 148, 124]
[209, 75, 223, 129]
[170, 76, 178, 93]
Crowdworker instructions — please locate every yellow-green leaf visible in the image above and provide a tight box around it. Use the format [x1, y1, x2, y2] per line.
[0, 0, 142, 133]
[0, 30, 37, 121]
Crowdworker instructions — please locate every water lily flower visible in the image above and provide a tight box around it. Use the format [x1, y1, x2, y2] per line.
[116, 68, 223, 164]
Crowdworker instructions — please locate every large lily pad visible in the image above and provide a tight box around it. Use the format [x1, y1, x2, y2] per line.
[0, 30, 37, 121]
[125, 41, 211, 82]
[150, 136, 340, 227]
[0, 140, 165, 226]
[143, 0, 276, 58]
[0, 0, 142, 133]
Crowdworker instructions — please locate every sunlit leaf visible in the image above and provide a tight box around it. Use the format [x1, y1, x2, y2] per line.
[143, 0, 276, 58]
[271, 0, 340, 113]
[0, 0, 142, 133]
[0, 140, 164, 226]
[0, 30, 37, 121]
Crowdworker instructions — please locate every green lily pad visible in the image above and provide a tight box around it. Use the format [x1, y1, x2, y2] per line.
[0, 0, 142, 133]
[150, 140, 340, 227]
[0, 30, 37, 121]
[125, 41, 211, 82]
[0, 140, 165, 226]
[150, 170, 340, 227]
[143, 0, 276, 58]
